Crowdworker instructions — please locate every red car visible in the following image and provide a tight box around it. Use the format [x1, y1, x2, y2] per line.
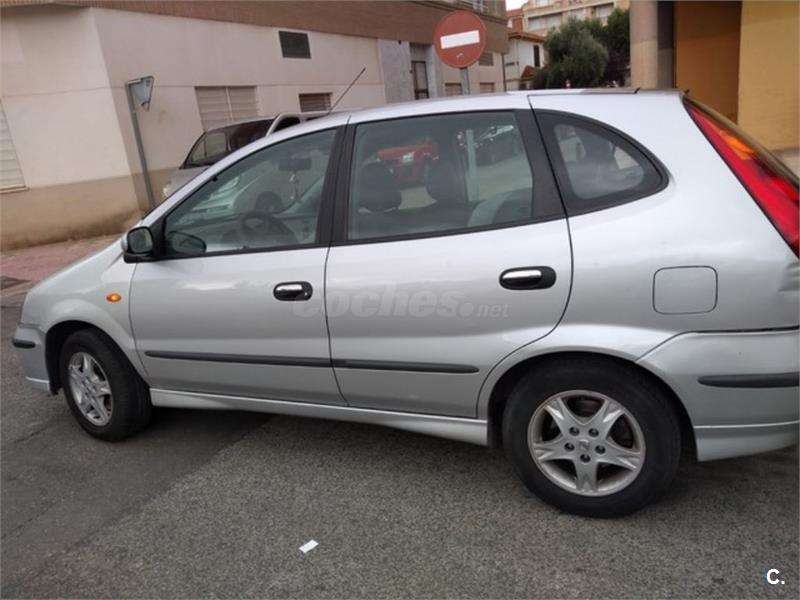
[377, 139, 438, 185]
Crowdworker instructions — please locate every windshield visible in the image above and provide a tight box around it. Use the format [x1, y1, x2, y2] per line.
[183, 119, 274, 168]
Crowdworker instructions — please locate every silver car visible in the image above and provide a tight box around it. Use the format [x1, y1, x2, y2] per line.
[162, 112, 327, 198]
[13, 91, 799, 517]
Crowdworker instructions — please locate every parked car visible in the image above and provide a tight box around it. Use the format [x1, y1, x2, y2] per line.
[162, 112, 327, 198]
[376, 138, 438, 185]
[14, 91, 798, 517]
[474, 123, 521, 165]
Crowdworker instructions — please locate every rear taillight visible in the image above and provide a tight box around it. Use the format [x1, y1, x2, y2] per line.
[685, 99, 799, 256]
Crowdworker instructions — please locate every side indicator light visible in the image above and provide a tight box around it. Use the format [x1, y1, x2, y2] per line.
[106, 293, 122, 303]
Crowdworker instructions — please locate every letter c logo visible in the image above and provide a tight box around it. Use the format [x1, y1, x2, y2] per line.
[766, 569, 782, 585]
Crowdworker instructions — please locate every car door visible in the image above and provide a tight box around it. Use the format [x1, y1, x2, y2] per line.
[130, 127, 345, 405]
[324, 108, 572, 417]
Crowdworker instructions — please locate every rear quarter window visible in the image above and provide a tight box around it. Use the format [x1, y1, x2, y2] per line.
[537, 111, 666, 214]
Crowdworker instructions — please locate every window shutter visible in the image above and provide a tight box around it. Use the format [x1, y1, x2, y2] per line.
[298, 93, 331, 112]
[227, 87, 259, 122]
[195, 87, 259, 130]
[0, 100, 25, 191]
[478, 52, 494, 66]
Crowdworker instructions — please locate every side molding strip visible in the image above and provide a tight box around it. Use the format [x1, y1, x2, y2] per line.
[12, 338, 36, 349]
[144, 351, 479, 374]
[698, 372, 799, 388]
[145, 351, 330, 368]
[150, 388, 488, 446]
[331, 359, 479, 374]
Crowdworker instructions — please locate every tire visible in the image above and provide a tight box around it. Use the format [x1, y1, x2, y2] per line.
[502, 357, 681, 517]
[59, 329, 152, 441]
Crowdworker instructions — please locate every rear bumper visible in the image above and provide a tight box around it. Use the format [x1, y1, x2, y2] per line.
[638, 328, 799, 461]
[13, 325, 52, 394]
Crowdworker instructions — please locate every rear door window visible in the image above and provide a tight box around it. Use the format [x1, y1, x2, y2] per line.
[346, 112, 538, 241]
[537, 111, 665, 214]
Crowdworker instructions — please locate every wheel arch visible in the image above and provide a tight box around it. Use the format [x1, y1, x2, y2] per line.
[485, 350, 696, 459]
[45, 319, 144, 394]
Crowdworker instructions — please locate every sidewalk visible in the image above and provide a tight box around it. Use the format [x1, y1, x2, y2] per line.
[0, 235, 117, 302]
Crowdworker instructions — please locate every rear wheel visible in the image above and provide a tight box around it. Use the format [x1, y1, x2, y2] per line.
[503, 357, 681, 517]
[59, 329, 152, 441]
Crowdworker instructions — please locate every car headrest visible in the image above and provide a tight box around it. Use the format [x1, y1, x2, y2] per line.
[354, 162, 402, 213]
[425, 160, 467, 206]
[254, 191, 282, 214]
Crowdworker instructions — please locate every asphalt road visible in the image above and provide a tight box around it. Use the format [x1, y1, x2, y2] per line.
[1, 298, 798, 599]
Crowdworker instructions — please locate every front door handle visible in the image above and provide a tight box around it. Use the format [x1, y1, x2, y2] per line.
[274, 281, 313, 301]
[499, 267, 556, 290]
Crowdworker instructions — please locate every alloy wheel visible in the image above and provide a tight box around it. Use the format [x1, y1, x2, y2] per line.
[67, 352, 113, 426]
[527, 390, 646, 497]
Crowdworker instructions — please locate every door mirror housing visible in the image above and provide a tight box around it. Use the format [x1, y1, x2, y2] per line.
[123, 226, 156, 261]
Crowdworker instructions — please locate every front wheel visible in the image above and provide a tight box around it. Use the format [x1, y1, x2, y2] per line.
[60, 329, 152, 441]
[503, 357, 681, 517]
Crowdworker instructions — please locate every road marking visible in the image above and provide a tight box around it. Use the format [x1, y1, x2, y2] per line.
[299, 540, 318, 554]
[440, 30, 480, 49]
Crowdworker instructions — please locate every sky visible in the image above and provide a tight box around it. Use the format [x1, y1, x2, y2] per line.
[506, 0, 526, 10]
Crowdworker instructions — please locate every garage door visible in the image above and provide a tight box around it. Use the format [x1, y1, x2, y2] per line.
[0, 100, 25, 191]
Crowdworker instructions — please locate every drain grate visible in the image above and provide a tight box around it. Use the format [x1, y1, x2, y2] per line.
[0, 276, 29, 290]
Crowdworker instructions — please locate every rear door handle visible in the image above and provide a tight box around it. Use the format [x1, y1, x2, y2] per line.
[499, 267, 556, 290]
[274, 281, 313, 301]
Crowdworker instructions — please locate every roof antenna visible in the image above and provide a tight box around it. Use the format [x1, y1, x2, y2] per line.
[328, 66, 366, 115]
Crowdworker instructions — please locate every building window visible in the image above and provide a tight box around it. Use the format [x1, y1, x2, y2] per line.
[412, 61, 429, 100]
[445, 83, 463, 96]
[479, 82, 495, 94]
[534, 45, 541, 68]
[529, 15, 561, 30]
[595, 4, 614, 19]
[0, 100, 25, 191]
[279, 31, 311, 59]
[195, 87, 259, 131]
[478, 52, 494, 66]
[534, 0, 551, 6]
[298, 93, 332, 112]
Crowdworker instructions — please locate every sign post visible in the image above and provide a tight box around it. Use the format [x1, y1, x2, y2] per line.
[433, 10, 488, 95]
[125, 76, 156, 210]
[433, 11, 487, 202]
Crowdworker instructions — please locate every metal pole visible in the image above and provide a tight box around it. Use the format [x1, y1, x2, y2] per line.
[125, 82, 156, 211]
[459, 66, 471, 95]
[460, 67, 478, 202]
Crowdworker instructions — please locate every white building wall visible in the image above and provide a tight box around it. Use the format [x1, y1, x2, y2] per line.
[0, 6, 132, 187]
[440, 52, 505, 94]
[92, 8, 387, 178]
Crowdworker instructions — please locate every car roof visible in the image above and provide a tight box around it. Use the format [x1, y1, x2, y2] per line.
[203, 111, 328, 134]
[342, 89, 684, 125]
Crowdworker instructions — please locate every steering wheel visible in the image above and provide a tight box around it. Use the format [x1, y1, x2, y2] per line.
[236, 210, 297, 248]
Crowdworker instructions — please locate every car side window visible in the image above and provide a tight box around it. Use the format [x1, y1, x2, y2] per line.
[347, 112, 534, 241]
[188, 131, 228, 167]
[163, 128, 336, 257]
[537, 111, 664, 213]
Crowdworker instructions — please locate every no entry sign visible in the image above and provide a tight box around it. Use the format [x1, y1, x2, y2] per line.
[434, 10, 487, 70]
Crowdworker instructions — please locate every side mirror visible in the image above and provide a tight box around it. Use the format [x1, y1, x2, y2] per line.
[123, 226, 155, 261]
